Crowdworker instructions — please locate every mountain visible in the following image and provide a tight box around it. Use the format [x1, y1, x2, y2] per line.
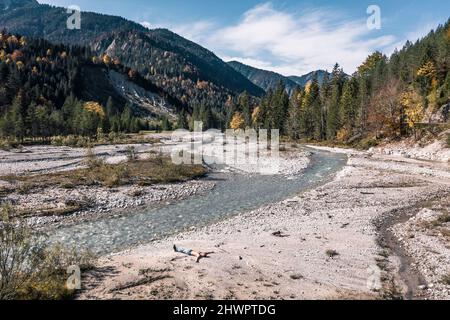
[0, 30, 183, 135]
[228, 60, 331, 94]
[228, 60, 299, 94]
[0, 0, 264, 111]
[1, 0, 38, 11]
[288, 70, 330, 88]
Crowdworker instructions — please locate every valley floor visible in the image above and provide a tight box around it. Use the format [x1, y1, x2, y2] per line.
[79, 146, 450, 300]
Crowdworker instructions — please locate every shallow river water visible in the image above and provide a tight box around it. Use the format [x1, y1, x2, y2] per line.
[47, 148, 347, 255]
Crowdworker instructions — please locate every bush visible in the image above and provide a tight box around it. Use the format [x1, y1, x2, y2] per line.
[51, 135, 93, 148]
[355, 136, 379, 150]
[126, 146, 138, 161]
[0, 139, 11, 151]
[0, 138, 22, 151]
[0, 205, 95, 300]
[442, 274, 450, 285]
[325, 249, 340, 259]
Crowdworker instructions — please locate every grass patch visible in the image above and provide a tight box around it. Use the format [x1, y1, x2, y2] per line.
[442, 274, 450, 286]
[50, 133, 160, 148]
[0, 155, 207, 196]
[424, 212, 450, 228]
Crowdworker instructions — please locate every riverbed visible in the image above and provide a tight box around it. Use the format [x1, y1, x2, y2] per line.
[47, 148, 347, 255]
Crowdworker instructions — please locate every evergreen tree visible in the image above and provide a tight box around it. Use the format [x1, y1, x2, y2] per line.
[177, 109, 189, 129]
[339, 77, 359, 135]
[238, 91, 251, 128]
[285, 87, 303, 139]
[326, 64, 344, 139]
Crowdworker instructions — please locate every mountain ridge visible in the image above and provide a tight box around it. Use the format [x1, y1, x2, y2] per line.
[0, 0, 264, 111]
[288, 70, 330, 87]
[228, 60, 331, 93]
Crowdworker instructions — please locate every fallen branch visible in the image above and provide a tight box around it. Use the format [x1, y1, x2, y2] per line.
[272, 231, 290, 238]
[109, 275, 171, 292]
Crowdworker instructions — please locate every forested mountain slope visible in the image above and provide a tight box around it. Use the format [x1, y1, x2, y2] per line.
[227, 60, 331, 95]
[0, 31, 185, 139]
[231, 19, 450, 148]
[0, 0, 264, 112]
[227, 60, 299, 94]
[288, 70, 330, 88]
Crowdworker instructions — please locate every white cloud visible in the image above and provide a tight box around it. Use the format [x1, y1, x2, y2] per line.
[206, 3, 398, 75]
[149, 3, 399, 76]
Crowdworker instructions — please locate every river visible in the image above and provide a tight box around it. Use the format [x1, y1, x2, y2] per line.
[47, 148, 347, 255]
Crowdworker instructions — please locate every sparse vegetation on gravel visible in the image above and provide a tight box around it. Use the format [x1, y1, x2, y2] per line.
[0, 205, 95, 300]
[0, 153, 207, 198]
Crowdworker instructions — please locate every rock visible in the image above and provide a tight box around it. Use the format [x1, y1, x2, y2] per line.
[418, 285, 427, 290]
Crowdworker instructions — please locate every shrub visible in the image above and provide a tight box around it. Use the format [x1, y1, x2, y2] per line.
[0, 138, 22, 151]
[0, 205, 96, 300]
[85, 147, 104, 169]
[442, 274, 450, 285]
[325, 249, 340, 259]
[0, 139, 11, 151]
[356, 136, 379, 150]
[126, 146, 138, 161]
[51, 135, 93, 148]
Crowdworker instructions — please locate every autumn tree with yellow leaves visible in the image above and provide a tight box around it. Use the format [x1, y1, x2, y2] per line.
[401, 89, 424, 138]
[230, 112, 245, 130]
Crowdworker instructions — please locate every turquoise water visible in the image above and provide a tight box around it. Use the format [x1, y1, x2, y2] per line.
[47, 148, 347, 255]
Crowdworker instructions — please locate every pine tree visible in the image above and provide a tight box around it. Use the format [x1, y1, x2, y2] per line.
[326, 64, 344, 139]
[285, 87, 302, 139]
[238, 91, 251, 128]
[300, 77, 321, 139]
[106, 96, 116, 116]
[177, 109, 189, 129]
[339, 77, 359, 135]
[10, 95, 25, 140]
[120, 104, 133, 133]
[272, 81, 289, 133]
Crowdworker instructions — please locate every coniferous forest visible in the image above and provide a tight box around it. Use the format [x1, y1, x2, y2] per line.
[0, 30, 192, 143]
[1, 18, 449, 147]
[228, 19, 450, 148]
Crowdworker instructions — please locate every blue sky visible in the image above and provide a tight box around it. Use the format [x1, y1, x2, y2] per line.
[39, 0, 450, 76]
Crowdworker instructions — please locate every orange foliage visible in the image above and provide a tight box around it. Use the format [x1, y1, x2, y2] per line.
[84, 101, 106, 118]
[7, 35, 19, 45]
[251, 106, 261, 124]
[417, 61, 436, 78]
[196, 80, 209, 90]
[11, 50, 23, 62]
[230, 112, 245, 130]
[102, 54, 112, 65]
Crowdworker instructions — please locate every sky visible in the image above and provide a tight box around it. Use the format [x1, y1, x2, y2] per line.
[38, 0, 450, 76]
